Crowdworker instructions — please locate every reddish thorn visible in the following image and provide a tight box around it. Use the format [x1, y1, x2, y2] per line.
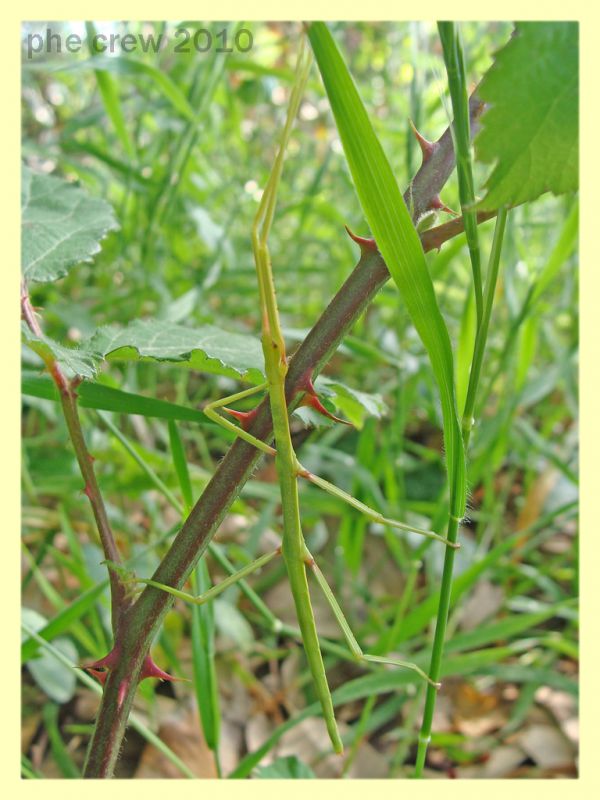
[88, 453, 96, 464]
[428, 195, 458, 216]
[83, 483, 93, 499]
[297, 375, 352, 426]
[85, 667, 109, 685]
[301, 392, 352, 426]
[82, 646, 120, 673]
[223, 406, 259, 431]
[409, 119, 437, 162]
[140, 654, 186, 683]
[82, 646, 121, 684]
[345, 225, 378, 253]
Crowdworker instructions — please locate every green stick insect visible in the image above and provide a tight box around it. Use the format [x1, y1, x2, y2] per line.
[129, 39, 457, 754]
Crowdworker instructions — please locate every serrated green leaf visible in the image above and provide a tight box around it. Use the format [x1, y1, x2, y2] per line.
[475, 22, 578, 209]
[22, 322, 99, 378]
[86, 318, 266, 383]
[83, 319, 387, 427]
[317, 376, 386, 427]
[21, 165, 119, 283]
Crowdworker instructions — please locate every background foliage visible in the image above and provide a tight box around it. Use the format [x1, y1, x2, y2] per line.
[21, 21, 578, 778]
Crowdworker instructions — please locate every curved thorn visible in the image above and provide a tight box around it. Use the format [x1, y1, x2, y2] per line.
[344, 225, 378, 252]
[409, 118, 437, 162]
[429, 194, 458, 216]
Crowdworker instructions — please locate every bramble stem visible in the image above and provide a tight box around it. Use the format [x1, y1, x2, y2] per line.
[21, 284, 127, 632]
[84, 75, 486, 778]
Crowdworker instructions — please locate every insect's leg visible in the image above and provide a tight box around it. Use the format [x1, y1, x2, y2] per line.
[204, 382, 276, 456]
[128, 547, 282, 607]
[308, 556, 441, 689]
[296, 461, 459, 548]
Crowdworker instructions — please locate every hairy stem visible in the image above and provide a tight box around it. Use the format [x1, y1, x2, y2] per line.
[21, 284, 127, 631]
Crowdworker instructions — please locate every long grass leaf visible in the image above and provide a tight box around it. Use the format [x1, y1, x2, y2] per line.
[85, 22, 137, 161]
[22, 373, 208, 423]
[309, 22, 466, 519]
[438, 22, 482, 323]
[42, 703, 81, 778]
[168, 420, 194, 512]
[191, 561, 221, 760]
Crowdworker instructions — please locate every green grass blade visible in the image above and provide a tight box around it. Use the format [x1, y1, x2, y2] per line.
[21, 755, 43, 779]
[191, 561, 221, 762]
[22, 372, 208, 423]
[438, 22, 482, 324]
[96, 410, 184, 513]
[230, 635, 564, 779]
[42, 703, 81, 777]
[395, 501, 577, 643]
[531, 200, 578, 303]
[85, 22, 137, 161]
[48, 54, 196, 122]
[309, 22, 466, 519]
[168, 420, 194, 512]
[445, 599, 578, 654]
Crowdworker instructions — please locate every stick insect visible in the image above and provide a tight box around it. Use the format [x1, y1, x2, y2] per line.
[130, 39, 457, 754]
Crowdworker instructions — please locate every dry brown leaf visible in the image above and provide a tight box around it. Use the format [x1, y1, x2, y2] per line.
[535, 686, 579, 745]
[517, 723, 575, 770]
[516, 467, 559, 531]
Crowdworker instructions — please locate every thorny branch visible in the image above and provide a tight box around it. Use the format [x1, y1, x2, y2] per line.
[76, 92, 487, 777]
[21, 283, 129, 630]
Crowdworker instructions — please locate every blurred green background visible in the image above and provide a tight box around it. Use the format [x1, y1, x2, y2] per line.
[21, 21, 578, 779]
